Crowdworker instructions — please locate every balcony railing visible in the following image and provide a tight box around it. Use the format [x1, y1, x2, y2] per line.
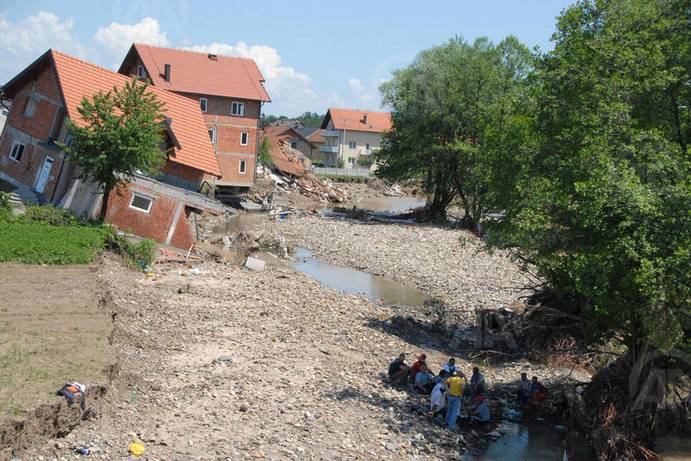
[321, 130, 340, 137]
[319, 145, 339, 153]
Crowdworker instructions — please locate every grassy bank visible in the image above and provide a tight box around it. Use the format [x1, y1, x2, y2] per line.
[0, 195, 158, 268]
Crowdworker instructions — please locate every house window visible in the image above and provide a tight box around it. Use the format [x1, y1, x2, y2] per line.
[200, 98, 208, 113]
[348, 157, 355, 165]
[239, 159, 247, 174]
[240, 132, 249, 146]
[348, 141, 357, 149]
[129, 193, 153, 213]
[231, 101, 245, 116]
[366, 143, 370, 150]
[9, 142, 25, 162]
[290, 140, 298, 149]
[208, 128, 216, 144]
[24, 98, 37, 118]
[137, 66, 147, 79]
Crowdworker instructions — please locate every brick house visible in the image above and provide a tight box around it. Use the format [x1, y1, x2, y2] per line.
[0, 49, 227, 249]
[118, 44, 271, 194]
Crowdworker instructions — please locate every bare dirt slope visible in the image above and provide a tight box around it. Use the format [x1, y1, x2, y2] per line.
[0, 264, 113, 418]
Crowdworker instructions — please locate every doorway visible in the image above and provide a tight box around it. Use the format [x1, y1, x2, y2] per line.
[34, 156, 54, 194]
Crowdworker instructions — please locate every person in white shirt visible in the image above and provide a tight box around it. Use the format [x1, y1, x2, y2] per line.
[428, 371, 448, 419]
[441, 357, 460, 375]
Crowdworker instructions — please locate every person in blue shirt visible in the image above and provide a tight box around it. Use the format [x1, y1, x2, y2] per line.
[441, 357, 460, 375]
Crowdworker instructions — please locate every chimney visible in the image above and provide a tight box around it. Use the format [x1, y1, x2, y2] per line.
[362, 112, 368, 124]
[164, 64, 171, 82]
[208, 54, 218, 61]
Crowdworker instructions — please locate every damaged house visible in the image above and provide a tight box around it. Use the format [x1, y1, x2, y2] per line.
[0, 49, 227, 249]
[118, 44, 271, 196]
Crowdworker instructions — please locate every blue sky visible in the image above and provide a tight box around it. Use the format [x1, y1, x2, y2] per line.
[0, 0, 573, 116]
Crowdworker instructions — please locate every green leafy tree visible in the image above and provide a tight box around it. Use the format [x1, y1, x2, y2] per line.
[489, 1, 690, 455]
[258, 136, 273, 165]
[376, 36, 534, 226]
[61, 79, 167, 222]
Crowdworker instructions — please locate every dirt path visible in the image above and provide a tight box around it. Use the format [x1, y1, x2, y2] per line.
[0, 264, 113, 418]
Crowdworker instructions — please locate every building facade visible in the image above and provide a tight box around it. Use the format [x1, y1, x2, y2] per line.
[320, 108, 392, 169]
[0, 49, 226, 249]
[118, 44, 271, 194]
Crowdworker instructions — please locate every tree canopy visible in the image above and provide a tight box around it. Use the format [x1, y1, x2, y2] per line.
[61, 79, 167, 221]
[491, 0, 690, 353]
[375, 36, 534, 227]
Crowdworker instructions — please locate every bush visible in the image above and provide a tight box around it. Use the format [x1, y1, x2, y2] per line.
[21, 205, 79, 226]
[315, 174, 368, 183]
[109, 233, 157, 268]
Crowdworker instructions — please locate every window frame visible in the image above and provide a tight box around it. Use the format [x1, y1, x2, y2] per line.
[9, 141, 25, 162]
[129, 192, 154, 213]
[231, 101, 245, 117]
[290, 140, 298, 149]
[208, 128, 216, 145]
[239, 159, 247, 174]
[348, 141, 357, 149]
[199, 97, 208, 113]
[137, 65, 147, 79]
[24, 98, 37, 118]
[347, 157, 355, 165]
[240, 131, 249, 146]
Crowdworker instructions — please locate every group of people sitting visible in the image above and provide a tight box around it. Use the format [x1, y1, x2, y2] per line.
[387, 353, 491, 431]
[388, 353, 550, 431]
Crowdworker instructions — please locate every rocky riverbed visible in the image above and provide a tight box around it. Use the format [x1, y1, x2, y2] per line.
[16, 214, 590, 460]
[268, 214, 533, 324]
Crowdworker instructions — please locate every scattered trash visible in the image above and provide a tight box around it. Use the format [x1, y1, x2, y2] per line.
[244, 256, 266, 272]
[178, 267, 201, 276]
[128, 442, 145, 457]
[215, 355, 233, 364]
[74, 447, 90, 456]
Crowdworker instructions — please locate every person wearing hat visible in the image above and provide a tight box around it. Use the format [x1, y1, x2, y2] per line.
[444, 371, 465, 430]
[471, 395, 491, 424]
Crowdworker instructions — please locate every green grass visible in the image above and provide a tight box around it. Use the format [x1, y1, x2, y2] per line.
[0, 221, 111, 264]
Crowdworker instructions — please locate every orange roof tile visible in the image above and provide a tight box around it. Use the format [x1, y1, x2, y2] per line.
[124, 44, 271, 102]
[261, 132, 304, 177]
[48, 50, 221, 177]
[322, 108, 392, 133]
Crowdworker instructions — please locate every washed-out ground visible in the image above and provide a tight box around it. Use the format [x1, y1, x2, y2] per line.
[13, 212, 586, 460]
[0, 264, 113, 418]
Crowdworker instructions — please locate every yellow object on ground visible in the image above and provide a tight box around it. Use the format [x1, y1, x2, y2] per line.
[128, 442, 145, 457]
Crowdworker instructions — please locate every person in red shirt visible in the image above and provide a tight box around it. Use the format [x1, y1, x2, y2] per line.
[409, 353, 427, 381]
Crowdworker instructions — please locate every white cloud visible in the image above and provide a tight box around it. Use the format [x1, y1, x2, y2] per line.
[94, 17, 169, 66]
[347, 77, 374, 107]
[183, 41, 319, 116]
[0, 11, 89, 76]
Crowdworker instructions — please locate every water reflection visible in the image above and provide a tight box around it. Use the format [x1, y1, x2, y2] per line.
[472, 422, 568, 461]
[292, 248, 430, 306]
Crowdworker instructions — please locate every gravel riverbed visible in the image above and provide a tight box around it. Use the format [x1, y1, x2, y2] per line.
[18, 216, 587, 460]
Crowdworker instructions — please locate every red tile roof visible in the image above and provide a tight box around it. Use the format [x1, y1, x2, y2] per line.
[44, 50, 221, 176]
[123, 44, 271, 102]
[322, 108, 392, 133]
[306, 129, 326, 144]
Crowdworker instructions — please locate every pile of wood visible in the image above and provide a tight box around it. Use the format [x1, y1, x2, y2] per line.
[294, 174, 347, 203]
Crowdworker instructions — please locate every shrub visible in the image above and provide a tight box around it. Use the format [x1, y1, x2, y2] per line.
[21, 205, 79, 226]
[108, 233, 157, 268]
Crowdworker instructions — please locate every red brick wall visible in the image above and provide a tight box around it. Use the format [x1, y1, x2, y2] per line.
[170, 208, 196, 249]
[160, 160, 206, 182]
[0, 65, 65, 198]
[217, 153, 255, 185]
[105, 183, 200, 249]
[106, 184, 177, 244]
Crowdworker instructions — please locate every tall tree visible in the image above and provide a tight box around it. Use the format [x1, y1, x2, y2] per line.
[376, 36, 534, 227]
[490, 0, 690, 456]
[61, 79, 167, 222]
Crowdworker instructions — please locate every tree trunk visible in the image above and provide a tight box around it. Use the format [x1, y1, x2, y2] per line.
[98, 184, 112, 223]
